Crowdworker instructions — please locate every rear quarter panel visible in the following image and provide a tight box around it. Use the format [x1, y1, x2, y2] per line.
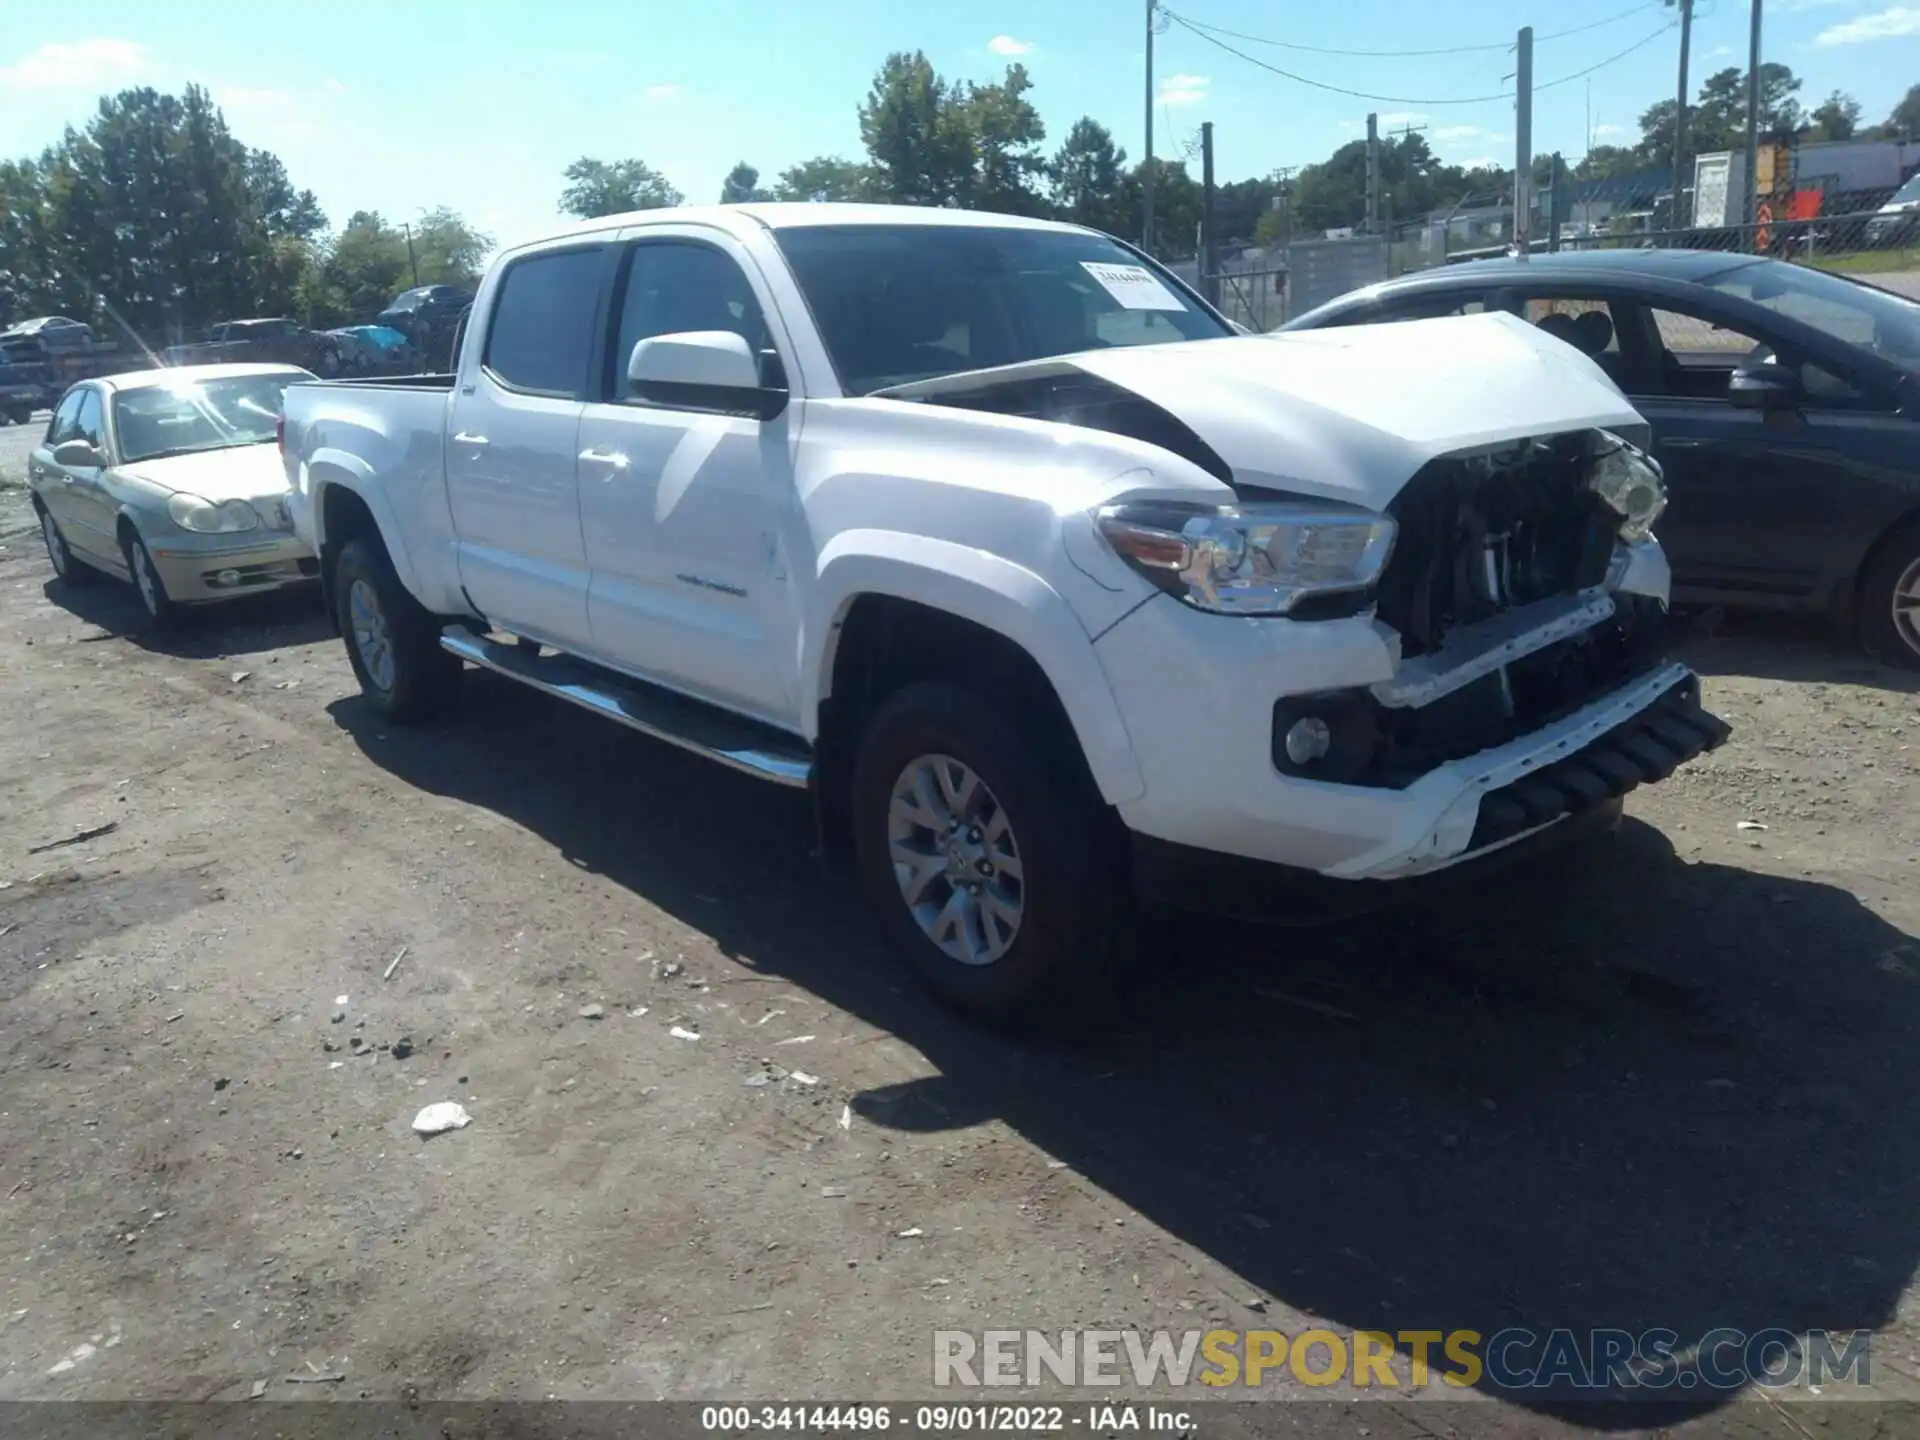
[284, 381, 468, 614]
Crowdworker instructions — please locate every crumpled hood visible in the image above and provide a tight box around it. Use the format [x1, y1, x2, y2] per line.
[1067, 311, 1644, 509]
[116, 443, 289, 502]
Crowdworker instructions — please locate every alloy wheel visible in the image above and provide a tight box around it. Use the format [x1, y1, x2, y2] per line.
[348, 577, 396, 692]
[886, 753, 1025, 966]
[41, 511, 68, 577]
[1893, 554, 1920, 661]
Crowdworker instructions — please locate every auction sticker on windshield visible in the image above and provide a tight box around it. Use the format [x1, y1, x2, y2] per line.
[1081, 262, 1186, 312]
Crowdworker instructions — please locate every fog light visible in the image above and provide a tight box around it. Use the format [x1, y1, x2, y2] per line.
[215, 569, 241, 587]
[1284, 716, 1332, 765]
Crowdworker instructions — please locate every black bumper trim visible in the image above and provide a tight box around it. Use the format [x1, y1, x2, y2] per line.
[1466, 679, 1731, 852]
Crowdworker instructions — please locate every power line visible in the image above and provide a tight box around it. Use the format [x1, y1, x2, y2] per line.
[1161, 3, 1657, 60]
[1163, 12, 1677, 109]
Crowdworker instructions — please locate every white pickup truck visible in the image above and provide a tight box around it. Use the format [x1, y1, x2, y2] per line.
[282, 202, 1729, 1022]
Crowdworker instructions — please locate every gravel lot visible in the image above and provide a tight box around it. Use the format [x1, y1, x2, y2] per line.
[3, 418, 1920, 1435]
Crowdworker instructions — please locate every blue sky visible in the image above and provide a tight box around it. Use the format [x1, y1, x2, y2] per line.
[1, 0, 1915, 251]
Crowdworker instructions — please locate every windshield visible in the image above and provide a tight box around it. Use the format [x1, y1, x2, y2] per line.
[112, 371, 310, 463]
[1888, 174, 1920, 207]
[1708, 261, 1920, 368]
[773, 224, 1231, 395]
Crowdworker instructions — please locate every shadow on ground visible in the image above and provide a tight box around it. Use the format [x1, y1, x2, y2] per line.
[1677, 609, 1920, 694]
[39, 573, 330, 657]
[330, 673, 1920, 1428]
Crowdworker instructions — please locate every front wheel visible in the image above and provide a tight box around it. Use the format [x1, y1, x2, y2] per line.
[121, 529, 179, 630]
[1859, 522, 1920, 672]
[850, 681, 1132, 1026]
[333, 536, 464, 721]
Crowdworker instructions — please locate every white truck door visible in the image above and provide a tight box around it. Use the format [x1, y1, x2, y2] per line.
[444, 243, 607, 648]
[576, 232, 801, 729]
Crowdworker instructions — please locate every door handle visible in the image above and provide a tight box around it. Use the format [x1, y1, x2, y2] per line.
[452, 432, 490, 446]
[578, 448, 629, 470]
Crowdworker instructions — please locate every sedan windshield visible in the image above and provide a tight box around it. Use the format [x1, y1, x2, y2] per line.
[1708, 260, 1920, 369]
[774, 224, 1231, 394]
[112, 371, 310, 463]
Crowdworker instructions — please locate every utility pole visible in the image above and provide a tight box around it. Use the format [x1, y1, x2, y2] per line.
[1744, 0, 1763, 246]
[1365, 112, 1380, 234]
[1143, 0, 1156, 255]
[1513, 26, 1533, 260]
[1672, 0, 1694, 227]
[402, 223, 420, 287]
[1200, 121, 1220, 306]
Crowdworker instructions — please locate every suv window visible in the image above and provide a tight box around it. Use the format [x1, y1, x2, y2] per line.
[611, 241, 773, 390]
[46, 388, 84, 444]
[483, 247, 606, 396]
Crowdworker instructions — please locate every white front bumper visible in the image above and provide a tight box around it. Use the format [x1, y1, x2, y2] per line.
[1092, 595, 1699, 881]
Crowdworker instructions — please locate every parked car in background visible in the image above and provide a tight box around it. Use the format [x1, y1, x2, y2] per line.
[163, 318, 342, 376]
[0, 336, 54, 424]
[376, 284, 471, 335]
[284, 203, 1728, 1023]
[1864, 172, 1920, 249]
[2, 315, 95, 353]
[28, 363, 318, 629]
[324, 324, 417, 374]
[1282, 250, 1920, 669]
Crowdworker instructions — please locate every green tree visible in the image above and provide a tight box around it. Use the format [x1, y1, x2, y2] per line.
[1574, 144, 1645, 182]
[559, 157, 682, 219]
[719, 162, 770, 204]
[960, 63, 1047, 214]
[858, 51, 974, 206]
[314, 210, 410, 325]
[1120, 159, 1203, 258]
[408, 206, 490, 285]
[1882, 84, 1920, 139]
[1804, 90, 1862, 144]
[772, 155, 876, 202]
[1049, 117, 1129, 233]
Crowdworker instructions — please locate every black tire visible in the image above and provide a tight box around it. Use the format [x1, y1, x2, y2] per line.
[34, 499, 98, 586]
[850, 680, 1133, 1026]
[332, 535, 463, 722]
[1859, 520, 1920, 672]
[120, 528, 180, 630]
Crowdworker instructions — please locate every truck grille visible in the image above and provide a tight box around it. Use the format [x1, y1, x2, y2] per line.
[1376, 433, 1618, 659]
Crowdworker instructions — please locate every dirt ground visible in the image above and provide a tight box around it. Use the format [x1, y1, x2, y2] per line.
[3, 420, 1920, 1435]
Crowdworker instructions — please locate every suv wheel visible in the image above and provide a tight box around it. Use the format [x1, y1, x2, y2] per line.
[1860, 521, 1920, 672]
[333, 536, 463, 721]
[850, 681, 1131, 1025]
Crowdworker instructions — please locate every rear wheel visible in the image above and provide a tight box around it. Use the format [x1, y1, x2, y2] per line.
[1859, 521, 1920, 672]
[36, 501, 97, 586]
[850, 680, 1132, 1026]
[333, 536, 464, 721]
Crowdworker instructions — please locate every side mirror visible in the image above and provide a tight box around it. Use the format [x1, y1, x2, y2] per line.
[628, 331, 787, 421]
[1728, 362, 1801, 410]
[52, 438, 105, 468]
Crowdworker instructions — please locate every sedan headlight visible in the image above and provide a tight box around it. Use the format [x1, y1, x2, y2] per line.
[1587, 431, 1667, 543]
[167, 493, 262, 534]
[1095, 499, 1397, 615]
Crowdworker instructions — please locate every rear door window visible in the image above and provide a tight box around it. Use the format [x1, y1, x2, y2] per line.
[483, 247, 607, 397]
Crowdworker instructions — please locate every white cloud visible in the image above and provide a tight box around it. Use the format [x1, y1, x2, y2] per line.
[987, 35, 1033, 56]
[1377, 112, 1427, 127]
[644, 83, 680, 102]
[325, 77, 349, 94]
[1458, 156, 1499, 170]
[1781, 0, 1856, 10]
[1818, 6, 1920, 43]
[1158, 73, 1209, 106]
[1433, 124, 1481, 140]
[0, 38, 145, 89]
[1596, 123, 1627, 136]
[1707, 44, 1735, 58]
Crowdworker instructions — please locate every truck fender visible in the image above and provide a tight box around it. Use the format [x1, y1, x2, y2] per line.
[807, 531, 1147, 806]
[305, 450, 426, 601]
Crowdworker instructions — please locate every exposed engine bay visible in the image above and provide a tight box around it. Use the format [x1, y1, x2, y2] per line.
[1376, 432, 1623, 658]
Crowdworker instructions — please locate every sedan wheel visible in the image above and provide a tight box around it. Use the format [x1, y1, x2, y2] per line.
[1891, 555, 1920, 662]
[41, 508, 69, 577]
[122, 532, 179, 630]
[1861, 523, 1920, 672]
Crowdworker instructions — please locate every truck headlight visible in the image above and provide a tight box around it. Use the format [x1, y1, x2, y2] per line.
[1587, 431, 1667, 543]
[167, 493, 262, 534]
[1094, 500, 1397, 615]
